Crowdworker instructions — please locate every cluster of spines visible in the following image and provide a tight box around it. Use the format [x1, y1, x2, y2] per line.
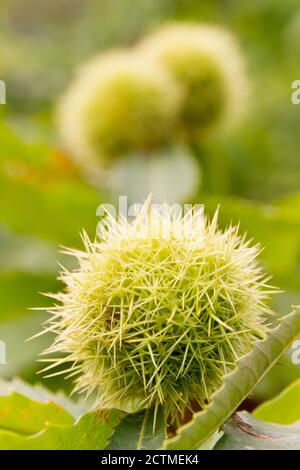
[39, 204, 276, 423]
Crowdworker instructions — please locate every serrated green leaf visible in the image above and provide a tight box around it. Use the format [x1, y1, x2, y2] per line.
[198, 431, 223, 450]
[0, 392, 73, 435]
[0, 379, 123, 450]
[0, 378, 87, 419]
[215, 412, 300, 450]
[108, 407, 165, 450]
[164, 308, 300, 450]
[0, 409, 123, 450]
[253, 378, 300, 425]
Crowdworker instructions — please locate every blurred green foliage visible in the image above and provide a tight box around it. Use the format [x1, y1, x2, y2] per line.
[254, 378, 300, 425]
[0, 0, 299, 401]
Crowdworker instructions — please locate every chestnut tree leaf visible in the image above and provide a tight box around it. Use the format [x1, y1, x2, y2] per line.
[253, 378, 300, 425]
[0, 378, 87, 419]
[0, 381, 122, 449]
[0, 410, 122, 450]
[108, 406, 165, 450]
[0, 391, 73, 435]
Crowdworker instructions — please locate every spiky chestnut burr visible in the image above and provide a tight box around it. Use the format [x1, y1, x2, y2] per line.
[57, 51, 182, 167]
[140, 23, 248, 137]
[41, 201, 276, 423]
